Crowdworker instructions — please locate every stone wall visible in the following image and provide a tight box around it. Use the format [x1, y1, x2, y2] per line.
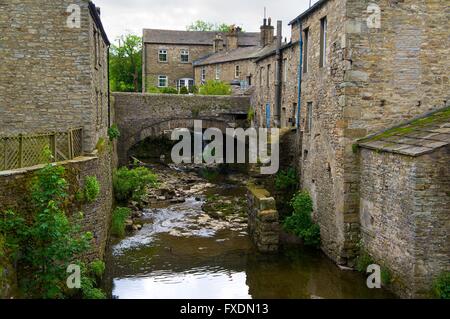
[293, 0, 351, 265]
[247, 185, 279, 253]
[359, 147, 450, 298]
[112, 92, 250, 165]
[193, 59, 256, 86]
[0, 0, 109, 153]
[0, 152, 114, 262]
[253, 43, 299, 129]
[143, 43, 212, 91]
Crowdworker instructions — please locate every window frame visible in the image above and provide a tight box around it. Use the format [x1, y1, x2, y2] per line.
[320, 17, 327, 68]
[306, 102, 313, 133]
[303, 27, 309, 73]
[158, 49, 168, 63]
[201, 67, 206, 82]
[158, 75, 168, 88]
[283, 58, 288, 83]
[180, 49, 189, 63]
[235, 65, 240, 78]
[266, 64, 271, 88]
[215, 65, 221, 80]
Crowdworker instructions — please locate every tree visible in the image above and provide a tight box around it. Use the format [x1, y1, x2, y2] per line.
[110, 34, 142, 92]
[186, 20, 233, 33]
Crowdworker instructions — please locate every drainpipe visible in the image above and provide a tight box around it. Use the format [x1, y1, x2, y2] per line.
[296, 20, 303, 130]
[274, 20, 283, 128]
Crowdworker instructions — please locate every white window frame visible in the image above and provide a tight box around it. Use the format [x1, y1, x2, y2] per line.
[235, 65, 240, 78]
[158, 75, 168, 88]
[215, 65, 221, 80]
[283, 59, 288, 83]
[180, 49, 189, 63]
[159, 49, 168, 63]
[201, 67, 206, 82]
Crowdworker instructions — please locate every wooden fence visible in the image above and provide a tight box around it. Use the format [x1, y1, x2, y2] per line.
[0, 128, 83, 171]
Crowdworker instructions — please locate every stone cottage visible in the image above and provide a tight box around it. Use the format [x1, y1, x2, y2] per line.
[142, 28, 259, 92]
[248, 0, 449, 297]
[192, 19, 279, 91]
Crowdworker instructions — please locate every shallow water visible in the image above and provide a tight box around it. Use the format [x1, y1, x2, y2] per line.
[104, 189, 394, 299]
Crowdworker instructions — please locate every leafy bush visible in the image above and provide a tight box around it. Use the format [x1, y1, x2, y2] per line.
[113, 167, 158, 202]
[111, 207, 131, 238]
[147, 86, 161, 94]
[433, 272, 450, 299]
[275, 168, 298, 192]
[198, 80, 231, 96]
[0, 164, 96, 298]
[355, 250, 375, 272]
[283, 191, 321, 248]
[179, 86, 189, 94]
[189, 85, 198, 94]
[96, 137, 106, 154]
[159, 87, 178, 94]
[247, 107, 255, 123]
[89, 259, 106, 279]
[108, 124, 121, 141]
[83, 176, 100, 203]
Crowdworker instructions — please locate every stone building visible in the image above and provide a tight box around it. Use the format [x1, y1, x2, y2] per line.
[142, 28, 259, 92]
[0, 1, 114, 297]
[357, 108, 449, 298]
[0, 0, 110, 153]
[192, 19, 279, 90]
[249, 0, 449, 297]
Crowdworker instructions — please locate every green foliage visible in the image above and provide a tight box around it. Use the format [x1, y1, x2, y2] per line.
[108, 124, 121, 141]
[113, 167, 158, 202]
[381, 267, 392, 286]
[186, 20, 232, 32]
[147, 86, 161, 94]
[110, 34, 142, 92]
[0, 164, 96, 298]
[200, 168, 220, 183]
[433, 272, 450, 299]
[89, 259, 106, 279]
[283, 191, 321, 248]
[83, 176, 100, 204]
[198, 80, 232, 96]
[189, 85, 199, 94]
[96, 137, 106, 154]
[159, 87, 178, 94]
[355, 250, 375, 273]
[275, 168, 298, 192]
[111, 207, 131, 238]
[247, 107, 255, 123]
[179, 86, 189, 95]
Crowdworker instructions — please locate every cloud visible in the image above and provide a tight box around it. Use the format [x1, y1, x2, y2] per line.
[93, 0, 318, 43]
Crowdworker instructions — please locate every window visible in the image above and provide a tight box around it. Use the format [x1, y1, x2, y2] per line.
[180, 49, 189, 63]
[283, 59, 288, 83]
[159, 49, 168, 62]
[266, 64, 271, 87]
[215, 65, 221, 80]
[303, 28, 309, 73]
[306, 102, 313, 133]
[259, 67, 263, 87]
[94, 28, 98, 69]
[320, 17, 327, 67]
[158, 75, 168, 87]
[201, 67, 206, 82]
[235, 65, 240, 78]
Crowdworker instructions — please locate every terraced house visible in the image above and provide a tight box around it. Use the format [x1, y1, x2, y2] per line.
[142, 28, 260, 92]
[254, 0, 449, 298]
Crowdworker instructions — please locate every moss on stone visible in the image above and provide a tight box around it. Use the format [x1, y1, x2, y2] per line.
[360, 107, 450, 143]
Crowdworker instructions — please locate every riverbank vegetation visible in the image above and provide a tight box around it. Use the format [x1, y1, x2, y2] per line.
[113, 166, 158, 203]
[0, 158, 105, 299]
[283, 191, 321, 248]
[433, 272, 450, 299]
[111, 207, 132, 238]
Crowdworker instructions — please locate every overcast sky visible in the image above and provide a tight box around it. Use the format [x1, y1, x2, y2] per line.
[94, 0, 320, 44]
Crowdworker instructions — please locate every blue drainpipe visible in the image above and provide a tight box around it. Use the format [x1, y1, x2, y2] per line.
[296, 20, 303, 129]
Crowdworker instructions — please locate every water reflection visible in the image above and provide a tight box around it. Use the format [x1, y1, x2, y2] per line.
[105, 193, 394, 299]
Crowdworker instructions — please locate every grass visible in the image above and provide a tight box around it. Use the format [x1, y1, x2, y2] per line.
[111, 207, 131, 238]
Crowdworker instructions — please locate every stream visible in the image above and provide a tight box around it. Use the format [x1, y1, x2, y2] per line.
[103, 164, 393, 299]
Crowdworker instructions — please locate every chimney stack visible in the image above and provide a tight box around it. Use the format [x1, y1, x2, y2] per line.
[260, 17, 275, 47]
[213, 34, 224, 53]
[226, 25, 239, 51]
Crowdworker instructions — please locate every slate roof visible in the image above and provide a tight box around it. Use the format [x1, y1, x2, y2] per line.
[358, 107, 450, 156]
[193, 41, 291, 67]
[89, 1, 110, 46]
[289, 0, 331, 25]
[143, 29, 260, 47]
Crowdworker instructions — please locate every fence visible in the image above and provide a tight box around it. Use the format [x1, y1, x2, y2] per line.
[0, 128, 83, 171]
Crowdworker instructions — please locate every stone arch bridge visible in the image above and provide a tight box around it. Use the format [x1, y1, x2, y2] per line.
[112, 93, 250, 165]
